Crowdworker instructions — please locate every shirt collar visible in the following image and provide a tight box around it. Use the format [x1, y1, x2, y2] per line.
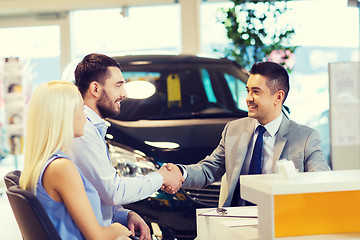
[84, 105, 108, 139]
[255, 113, 283, 137]
[84, 105, 105, 125]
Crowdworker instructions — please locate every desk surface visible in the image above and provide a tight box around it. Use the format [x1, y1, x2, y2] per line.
[196, 207, 360, 240]
[240, 169, 360, 195]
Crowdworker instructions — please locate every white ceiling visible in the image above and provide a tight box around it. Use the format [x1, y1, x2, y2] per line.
[0, 0, 175, 17]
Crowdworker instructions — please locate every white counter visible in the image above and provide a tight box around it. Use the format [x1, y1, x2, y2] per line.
[196, 206, 360, 240]
[240, 170, 360, 239]
[240, 169, 360, 195]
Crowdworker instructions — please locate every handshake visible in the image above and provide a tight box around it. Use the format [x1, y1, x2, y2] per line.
[157, 163, 185, 194]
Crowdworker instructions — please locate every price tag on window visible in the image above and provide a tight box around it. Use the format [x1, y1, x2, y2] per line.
[167, 73, 182, 108]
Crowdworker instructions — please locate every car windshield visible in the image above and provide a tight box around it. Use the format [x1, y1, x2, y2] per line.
[114, 61, 249, 121]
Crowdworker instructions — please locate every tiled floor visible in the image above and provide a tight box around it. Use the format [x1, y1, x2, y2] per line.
[0, 155, 22, 240]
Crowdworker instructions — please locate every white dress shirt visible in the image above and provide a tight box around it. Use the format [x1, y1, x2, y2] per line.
[241, 113, 283, 174]
[181, 114, 283, 180]
[71, 105, 163, 226]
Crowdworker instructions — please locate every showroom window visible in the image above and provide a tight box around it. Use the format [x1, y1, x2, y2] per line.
[201, 0, 359, 124]
[200, 0, 359, 165]
[71, 4, 181, 59]
[0, 25, 61, 89]
[0, 24, 62, 169]
[224, 72, 247, 112]
[200, 1, 233, 57]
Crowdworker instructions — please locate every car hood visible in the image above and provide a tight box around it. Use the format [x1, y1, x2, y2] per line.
[106, 118, 236, 165]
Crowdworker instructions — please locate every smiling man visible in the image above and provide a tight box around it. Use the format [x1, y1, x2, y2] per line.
[70, 53, 184, 240]
[165, 61, 331, 207]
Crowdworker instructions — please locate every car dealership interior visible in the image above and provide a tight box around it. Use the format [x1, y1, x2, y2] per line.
[1, 0, 360, 239]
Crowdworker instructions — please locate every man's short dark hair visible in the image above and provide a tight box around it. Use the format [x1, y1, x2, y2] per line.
[250, 61, 289, 103]
[74, 53, 121, 97]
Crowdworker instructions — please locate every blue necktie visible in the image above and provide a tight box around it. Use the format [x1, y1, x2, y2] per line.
[231, 125, 266, 207]
[249, 125, 266, 174]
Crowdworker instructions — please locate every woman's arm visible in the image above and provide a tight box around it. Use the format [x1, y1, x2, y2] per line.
[43, 158, 131, 240]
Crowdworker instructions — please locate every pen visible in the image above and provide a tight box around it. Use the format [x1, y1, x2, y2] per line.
[129, 235, 139, 240]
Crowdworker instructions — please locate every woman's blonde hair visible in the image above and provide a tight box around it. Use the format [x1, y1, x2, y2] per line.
[19, 81, 82, 192]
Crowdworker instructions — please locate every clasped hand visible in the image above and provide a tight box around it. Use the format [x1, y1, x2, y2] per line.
[158, 163, 184, 194]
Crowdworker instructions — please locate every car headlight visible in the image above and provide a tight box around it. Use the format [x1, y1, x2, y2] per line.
[108, 144, 157, 177]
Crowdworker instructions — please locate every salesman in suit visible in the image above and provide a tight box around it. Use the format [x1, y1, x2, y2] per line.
[165, 61, 331, 207]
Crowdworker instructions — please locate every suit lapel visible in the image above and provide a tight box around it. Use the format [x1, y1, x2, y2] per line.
[271, 116, 290, 172]
[231, 130, 252, 177]
[224, 120, 254, 206]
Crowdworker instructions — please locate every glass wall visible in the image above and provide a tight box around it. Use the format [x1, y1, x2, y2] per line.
[0, 0, 358, 166]
[201, 0, 359, 121]
[200, 0, 359, 164]
[71, 4, 181, 59]
[0, 25, 61, 170]
[0, 26, 61, 89]
[200, 1, 233, 57]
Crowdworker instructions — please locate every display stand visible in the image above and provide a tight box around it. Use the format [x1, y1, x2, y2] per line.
[2, 57, 24, 169]
[328, 62, 360, 170]
[0, 60, 8, 162]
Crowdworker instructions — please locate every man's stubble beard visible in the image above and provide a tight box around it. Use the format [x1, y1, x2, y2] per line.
[97, 89, 120, 119]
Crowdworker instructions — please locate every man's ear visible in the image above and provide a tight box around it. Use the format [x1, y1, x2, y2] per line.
[89, 81, 102, 98]
[275, 90, 285, 105]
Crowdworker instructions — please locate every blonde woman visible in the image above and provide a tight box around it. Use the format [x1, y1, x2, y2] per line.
[19, 81, 131, 240]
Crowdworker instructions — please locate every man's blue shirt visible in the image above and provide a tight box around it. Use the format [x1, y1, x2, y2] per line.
[71, 105, 163, 225]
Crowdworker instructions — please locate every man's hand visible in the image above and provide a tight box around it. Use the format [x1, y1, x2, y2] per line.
[127, 211, 151, 240]
[158, 163, 185, 194]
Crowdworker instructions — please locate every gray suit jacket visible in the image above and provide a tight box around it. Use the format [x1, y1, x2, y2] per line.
[182, 116, 331, 207]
